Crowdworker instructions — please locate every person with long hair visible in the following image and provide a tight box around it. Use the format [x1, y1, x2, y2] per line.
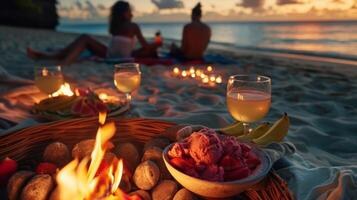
[27, 1, 160, 64]
[170, 3, 211, 60]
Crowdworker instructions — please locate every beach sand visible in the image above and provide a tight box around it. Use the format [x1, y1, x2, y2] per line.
[0, 25, 357, 199]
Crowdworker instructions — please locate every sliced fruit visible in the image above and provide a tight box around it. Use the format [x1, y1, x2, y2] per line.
[245, 152, 261, 170]
[219, 122, 245, 136]
[253, 113, 290, 145]
[170, 157, 194, 170]
[219, 155, 244, 171]
[239, 122, 271, 141]
[224, 167, 250, 181]
[36, 162, 58, 175]
[0, 157, 18, 186]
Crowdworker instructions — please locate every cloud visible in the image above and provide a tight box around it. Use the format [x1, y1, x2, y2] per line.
[97, 4, 106, 10]
[58, 0, 109, 20]
[239, 0, 265, 8]
[85, 1, 99, 17]
[75, 1, 83, 9]
[151, 0, 184, 9]
[277, 0, 302, 5]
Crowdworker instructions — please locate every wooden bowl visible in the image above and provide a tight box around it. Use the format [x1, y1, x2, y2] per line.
[162, 144, 272, 198]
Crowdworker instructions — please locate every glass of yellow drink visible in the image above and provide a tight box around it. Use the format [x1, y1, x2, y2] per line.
[35, 66, 64, 96]
[227, 74, 271, 134]
[114, 63, 141, 105]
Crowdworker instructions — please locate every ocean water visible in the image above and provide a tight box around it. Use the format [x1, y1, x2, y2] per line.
[57, 21, 357, 60]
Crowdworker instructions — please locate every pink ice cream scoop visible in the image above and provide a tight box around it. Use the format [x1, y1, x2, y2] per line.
[168, 142, 189, 158]
[188, 130, 223, 165]
[168, 128, 261, 182]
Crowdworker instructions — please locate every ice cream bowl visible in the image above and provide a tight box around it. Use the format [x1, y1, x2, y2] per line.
[163, 143, 272, 198]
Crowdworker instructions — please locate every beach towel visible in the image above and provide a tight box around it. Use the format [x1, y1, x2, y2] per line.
[0, 62, 356, 200]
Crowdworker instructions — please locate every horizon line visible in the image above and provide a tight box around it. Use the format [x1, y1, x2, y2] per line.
[60, 19, 357, 24]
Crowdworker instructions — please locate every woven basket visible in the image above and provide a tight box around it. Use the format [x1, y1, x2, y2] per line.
[0, 118, 294, 200]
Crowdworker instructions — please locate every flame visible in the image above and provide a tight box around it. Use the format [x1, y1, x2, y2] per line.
[52, 82, 74, 97]
[173, 67, 180, 74]
[216, 76, 223, 84]
[181, 70, 188, 77]
[56, 113, 130, 200]
[207, 66, 213, 72]
[203, 77, 209, 83]
[99, 112, 107, 125]
[189, 67, 195, 74]
[99, 93, 109, 101]
[42, 68, 49, 76]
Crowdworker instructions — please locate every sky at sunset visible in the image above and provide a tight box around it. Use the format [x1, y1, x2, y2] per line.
[58, 0, 357, 22]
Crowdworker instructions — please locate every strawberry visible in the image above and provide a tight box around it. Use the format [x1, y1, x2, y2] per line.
[36, 162, 58, 175]
[245, 152, 261, 170]
[0, 157, 18, 187]
[200, 165, 224, 182]
[240, 143, 252, 153]
[75, 88, 89, 96]
[129, 194, 142, 200]
[95, 101, 108, 113]
[170, 157, 198, 177]
[219, 155, 244, 171]
[80, 101, 95, 116]
[224, 167, 250, 181]
[71, 98, 84, 113]
[170, 157, 194, 170]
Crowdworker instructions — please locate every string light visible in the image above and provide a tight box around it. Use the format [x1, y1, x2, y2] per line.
[172, 66, 222, 87]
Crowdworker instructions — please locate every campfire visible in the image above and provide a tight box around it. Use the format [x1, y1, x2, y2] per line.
[51, 82, 75, 97]
[172, 66, 223, 87]
[55, 112, 131, 200]
[50, 82, 118, 104]
[52, 113, 136, 200]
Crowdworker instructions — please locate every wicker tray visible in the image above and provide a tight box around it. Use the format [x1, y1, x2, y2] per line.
[32, 102, 130, 121]
[0, 118, 294, 200]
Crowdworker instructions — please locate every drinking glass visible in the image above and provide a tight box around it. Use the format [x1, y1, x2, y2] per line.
[114, 63, 141, 105]
[226, 75, 271, 134]
[34, 66, 64, 96]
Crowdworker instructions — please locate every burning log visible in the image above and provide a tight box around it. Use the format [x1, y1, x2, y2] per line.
[5, 112, 201, 200]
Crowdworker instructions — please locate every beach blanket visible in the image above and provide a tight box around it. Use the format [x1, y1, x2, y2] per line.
[0, 63, 356, 200]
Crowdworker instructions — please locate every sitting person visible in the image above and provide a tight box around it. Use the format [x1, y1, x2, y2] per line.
[170, 3, 211, 61]
[27, 1, 160, 65]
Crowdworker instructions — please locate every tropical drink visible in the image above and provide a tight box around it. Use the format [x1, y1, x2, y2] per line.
[114, 72, 141, 93]
[35, 66, 63, 95]
[227, 90, 271, 123]
[35, 75, 63, 94]
[226, 74, 271, 134]
[114, 63, 141, 105]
